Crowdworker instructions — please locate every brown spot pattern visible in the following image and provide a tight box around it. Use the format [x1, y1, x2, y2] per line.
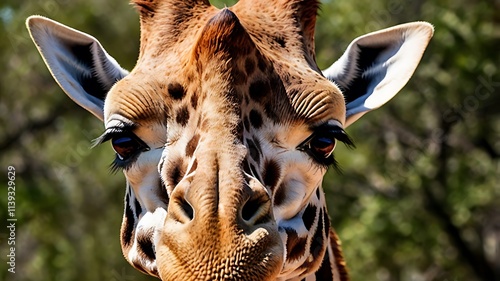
[274, 183, 287, 206]
[249, 80, 271, 102]
[121, 192, 135, 247]
[137, 228, 156, 260]
[262, 159, 280, 190]
[175, 105, 190, 126]
[167, 158, 186, 187]
[245, 57, 256, 76]
[249, 109, 263, 129]
[185, 134, 200, 157]
[302, 203, 317, 231]
[285, 227, 307, 262]
[168, 82, 186, 100]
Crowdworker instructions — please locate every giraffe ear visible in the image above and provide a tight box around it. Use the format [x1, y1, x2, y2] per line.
[26, 16, 129, 121]
[323, 22, 433, 127]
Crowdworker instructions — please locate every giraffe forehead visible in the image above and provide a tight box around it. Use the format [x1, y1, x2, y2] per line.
[105, 6, 346, 126]
[105, 68, 345, 130]
[104, 77, 169, 124]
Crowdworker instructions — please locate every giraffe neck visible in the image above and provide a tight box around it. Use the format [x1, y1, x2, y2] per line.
[278, 228, 349, 281]
[271, 183, 349, 280]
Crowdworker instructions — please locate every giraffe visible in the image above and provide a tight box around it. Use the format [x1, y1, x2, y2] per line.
[26, 0, 433, 280]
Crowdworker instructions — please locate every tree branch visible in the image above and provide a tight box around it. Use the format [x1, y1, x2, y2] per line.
[381, 114, 495, 280]
[424, 119, 496, 281]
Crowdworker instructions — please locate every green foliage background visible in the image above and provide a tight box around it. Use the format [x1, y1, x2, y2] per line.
[0, 0, 498, 280]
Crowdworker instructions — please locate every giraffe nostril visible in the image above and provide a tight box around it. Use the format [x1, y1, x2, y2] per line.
[242, 198, 259, 221]
[169, 193, 195, 224]
[241, 191, 271, 225]
[179, 198, 194, 221]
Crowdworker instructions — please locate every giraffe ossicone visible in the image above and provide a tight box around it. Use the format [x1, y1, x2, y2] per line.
[27, 0, 433, 280]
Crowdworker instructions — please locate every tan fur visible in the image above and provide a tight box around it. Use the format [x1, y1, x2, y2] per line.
[27, 0, 432, 279]
[108, 0, 346, 280]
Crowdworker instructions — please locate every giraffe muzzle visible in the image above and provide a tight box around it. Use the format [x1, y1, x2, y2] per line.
[157, 152, 284, 280]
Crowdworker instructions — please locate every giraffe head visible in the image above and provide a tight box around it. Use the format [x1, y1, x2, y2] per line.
[27, 0, 432, 280]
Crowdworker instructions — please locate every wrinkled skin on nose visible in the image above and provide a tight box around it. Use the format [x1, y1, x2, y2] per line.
[158, 147, 284, 281]
[156, 9, 284, 281]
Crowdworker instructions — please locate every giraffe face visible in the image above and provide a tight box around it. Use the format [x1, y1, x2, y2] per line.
[27, 0, 433, 279]
[101, 6, 347, 279]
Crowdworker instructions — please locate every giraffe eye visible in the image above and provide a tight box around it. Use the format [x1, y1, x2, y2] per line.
[297, 123, 354, 167]
[308, 134, 336, 159]
[93, 125, 152, 172]
[300, 132, 337, 161]
[111, 134, 149, 161]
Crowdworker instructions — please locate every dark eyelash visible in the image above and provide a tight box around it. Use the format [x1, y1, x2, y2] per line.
[331, 129, 355, 174]
[109, 156, 135, 174]
[329, 153, 344, 174]
[308, 125, 356, 172]
[316, 126, 355, 148]
[335, 131, 355, 149]
[92, 123, 136, 147]
[108, 139, 143, 174]
[92, 130, 118, 147]
[92, 124, 139, 173]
